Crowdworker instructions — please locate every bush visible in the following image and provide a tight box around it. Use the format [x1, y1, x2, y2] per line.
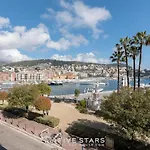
[27, 111, 43, 120]
[54, 98, 61, 103]
[4, 107, 26, 117]
[80, 99, 86, 108]
[76, 99, 87, 113]
[79, 108, 88, 114]
[34, 116, 60, 128]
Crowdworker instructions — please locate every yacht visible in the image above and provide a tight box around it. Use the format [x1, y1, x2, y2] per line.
[99, 82, 107, 86]
[48, 81, 63, 86]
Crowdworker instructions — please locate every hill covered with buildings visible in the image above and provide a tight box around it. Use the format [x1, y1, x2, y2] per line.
[0, 59, 128, 84]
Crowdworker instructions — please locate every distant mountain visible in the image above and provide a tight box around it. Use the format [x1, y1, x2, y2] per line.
[4, 59, 127, 68]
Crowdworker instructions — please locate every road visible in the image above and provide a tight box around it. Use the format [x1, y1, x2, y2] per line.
[0, 122, 61, 150]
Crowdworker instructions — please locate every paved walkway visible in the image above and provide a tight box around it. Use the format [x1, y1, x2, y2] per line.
[0, 111, 83, 150]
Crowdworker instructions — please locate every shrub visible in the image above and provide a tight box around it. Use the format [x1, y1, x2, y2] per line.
[4, 107, 26, 117]
[27, 111, 43, 120]
[79, 99, 86, 108]
[79, 108, 88, 114]
[100, 87, 150, 140]
[76, 99, 87, 113]
[54, 98, 61, 103]
[34, 116, 60, 128]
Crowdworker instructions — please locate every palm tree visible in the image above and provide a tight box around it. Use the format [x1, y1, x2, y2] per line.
[133, 31, 147, 88]
[110, 44, 124, 92]
[120, 37, 130, 87]
[129, 39, 139, 90]
[146, 34, 150, 46]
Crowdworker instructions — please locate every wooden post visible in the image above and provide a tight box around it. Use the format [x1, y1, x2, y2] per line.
[24, 124, 26, 131]
[17, 121, 19, 127]
[11, 119, 13, 124]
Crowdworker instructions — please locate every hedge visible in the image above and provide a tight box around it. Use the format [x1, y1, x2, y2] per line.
[4, 107, 26, 117]
[34, 116, 60, 128]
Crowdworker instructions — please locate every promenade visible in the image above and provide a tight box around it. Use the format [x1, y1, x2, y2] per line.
[50, 90, 114, 100]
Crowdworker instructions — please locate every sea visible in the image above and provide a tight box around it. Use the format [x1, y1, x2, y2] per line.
[50, 78, 150, 96]
[1, 78, 150, 96]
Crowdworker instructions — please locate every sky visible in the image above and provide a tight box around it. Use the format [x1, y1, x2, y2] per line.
[0, 0, 150, 68]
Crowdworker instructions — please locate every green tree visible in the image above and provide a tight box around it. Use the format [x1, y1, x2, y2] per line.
[34, 96, 51, 116]
[110, 44, 124, 92]
[74, 89, 80, 103]
[8, 85, 40, 111]
[37, 82, 51, 96]
[134, 31, 147, 88]
[100, 88, 150, 141]
[120, 37, 130, 87]
[74, 89, 80, 97]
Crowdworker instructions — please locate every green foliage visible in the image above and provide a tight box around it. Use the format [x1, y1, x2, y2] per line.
[66, 121, 150, 150]
[80, 99, 86, 108]
[8, 85, 40, 108]
[4, 107, 26, 117]
[27, 111, 43, 120]
[37, 82, 51, 96]
[74, 89, 80, 97]
[54, 98, 61, 103]
[100, 87, 150, 140]
[76, 99, 87, 114]
[34, 116, 60, 128]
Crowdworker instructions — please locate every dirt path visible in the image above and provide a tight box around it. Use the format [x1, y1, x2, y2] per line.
[49, 102, 108, 131]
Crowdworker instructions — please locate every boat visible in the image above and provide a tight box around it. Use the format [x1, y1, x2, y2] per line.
[99, 82, 107, 86]
[48, 81, 63, 86]
[97, 88, 103, 92]
[84, 87, 103, 93]
[80, 82, 94, 85]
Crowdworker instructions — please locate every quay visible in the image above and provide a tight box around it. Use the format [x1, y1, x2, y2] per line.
[49, 90, 114, 101]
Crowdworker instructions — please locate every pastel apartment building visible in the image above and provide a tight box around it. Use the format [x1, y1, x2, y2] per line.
[0, 72, 16, 83]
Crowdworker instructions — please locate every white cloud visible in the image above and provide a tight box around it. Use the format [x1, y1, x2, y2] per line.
[0, 17, 10, 29]
[51, 52, 110, 64]
[60, 0, 71, 10]
[13, 26, 26, 33]
[0, 23, 50, 50]
[43, 0, 111, 39]
[0, 49, 31, 62]
[47, 38, 70, 51]
[47, 28, 88, 50]
[0, 16, 88, 51]
[56, 11, 73, 24]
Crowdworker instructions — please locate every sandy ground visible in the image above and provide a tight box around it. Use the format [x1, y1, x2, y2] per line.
[49, 102, 108, 131]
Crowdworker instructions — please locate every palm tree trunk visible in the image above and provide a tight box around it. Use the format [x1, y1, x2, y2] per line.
[117, 59, 120, 93]
[138, 45, 142, 88]
[133, 56, 136, 90]
[125, 49, 129, 87]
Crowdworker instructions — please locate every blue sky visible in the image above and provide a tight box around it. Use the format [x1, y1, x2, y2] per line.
[0, 0, 150, 68]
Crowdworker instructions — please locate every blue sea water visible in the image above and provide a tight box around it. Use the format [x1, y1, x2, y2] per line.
[50, 78, 150, 96]
[50, 79, 117, 96]
[1, 78, 150, 95]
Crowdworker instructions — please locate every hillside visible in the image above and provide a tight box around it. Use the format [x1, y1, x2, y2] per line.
[4, 59, 127, 68]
